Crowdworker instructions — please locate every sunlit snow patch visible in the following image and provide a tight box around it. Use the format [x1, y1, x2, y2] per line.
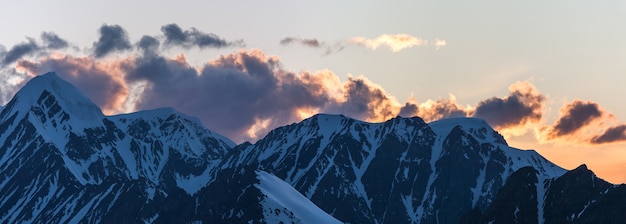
[255, 170, 342, 224]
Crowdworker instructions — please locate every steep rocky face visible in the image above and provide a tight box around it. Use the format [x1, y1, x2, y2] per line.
[462, 164, 626, 224]
[460, 166, 540, 224]
[544, 165, 626, 223]
[222, 114, 565, 223]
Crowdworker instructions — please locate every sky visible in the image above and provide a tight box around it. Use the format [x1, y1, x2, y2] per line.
[1, 0, 626, 183]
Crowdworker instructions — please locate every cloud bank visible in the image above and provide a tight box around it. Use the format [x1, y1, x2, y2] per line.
[2, 23, 625, 145]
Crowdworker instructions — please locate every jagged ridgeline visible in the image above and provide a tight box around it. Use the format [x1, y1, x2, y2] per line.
[0, 72, 624, 223]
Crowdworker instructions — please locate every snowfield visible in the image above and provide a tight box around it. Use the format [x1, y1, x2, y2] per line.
[256, 170, 343, 224]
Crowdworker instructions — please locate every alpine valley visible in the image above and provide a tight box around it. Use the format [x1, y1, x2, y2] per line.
[0, 72, 625, 223]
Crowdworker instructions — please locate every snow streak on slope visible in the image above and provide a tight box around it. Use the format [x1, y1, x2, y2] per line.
[109, 107, 234, 194]
[255, 170, 343, 224]
[536, 175, 549, 224]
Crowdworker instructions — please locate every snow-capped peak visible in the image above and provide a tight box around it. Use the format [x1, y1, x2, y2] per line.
[429, 117, 507, 145]
[112, 107, 235, 148]
[3, 72, 104, 130]
[302, 113, 350, 127]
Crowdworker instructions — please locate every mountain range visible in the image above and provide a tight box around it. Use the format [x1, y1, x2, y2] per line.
[0, 72, 624, 223]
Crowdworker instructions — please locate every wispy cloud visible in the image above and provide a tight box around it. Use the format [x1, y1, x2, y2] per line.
[279, 37, 344, 55]
[280, 37, 322, 48]
[349, 34, 430, 52]
[161, 23, 244, 49]
[280, 34, 445, 54]
[2, 38, 39, 65]
[0, 32, 70, 67]
[41, 32, 69, 50]
[434, 38, 446, 50]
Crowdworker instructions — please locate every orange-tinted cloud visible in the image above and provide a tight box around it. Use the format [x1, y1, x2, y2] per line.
[3, 50, 555, 143]
[543, 100, 603, 139]
[434, 38, 446, 50]
[125, 49, 341, 142]
[16, 55, 129, 114]
[122, 49, 416, 142]
[591, 125, 626, 144]
[397, 81, 546, 134]
[472, 81, 545, 129]
[398, 101, 418, 118]
[537, 100, 626, 145]
[326, 76, 399, 122]
[415, 96, 469, 122]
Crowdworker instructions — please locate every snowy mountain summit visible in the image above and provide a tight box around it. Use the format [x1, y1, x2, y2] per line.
[0, 72, 625, 223]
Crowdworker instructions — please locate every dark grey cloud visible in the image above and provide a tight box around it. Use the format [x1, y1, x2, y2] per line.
[2, 38, 39, 65]
[591, 125, 626, 144]
[472, 83, 545, 129]
[161, 23, 243, 49]
[280, 37, 322, 48]
[280, 37, 345, 55]
[93, 24, 132, 58]
[398, 102, 418, 117]
[326, 77, 395, 121]
[41, 32, 68, 49]
[137, 35, 160, 55]
[547, 100, 603, 138]
[125, 50, 331, 142]
[0, 32, 69, 67]
[0, 45, 6, 63]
